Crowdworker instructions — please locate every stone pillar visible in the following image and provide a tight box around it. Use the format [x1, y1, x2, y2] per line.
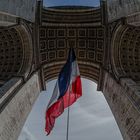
[102, 71, 140, 140]
[0, 73, 41, 140]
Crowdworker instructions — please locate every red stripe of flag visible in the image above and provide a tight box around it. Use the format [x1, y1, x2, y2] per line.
[45, 76, 82, 135]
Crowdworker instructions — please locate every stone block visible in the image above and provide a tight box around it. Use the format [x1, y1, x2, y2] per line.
[0, 0, 36, 22]
[107, 0, 140, 22]
[0, 73, 41, 140]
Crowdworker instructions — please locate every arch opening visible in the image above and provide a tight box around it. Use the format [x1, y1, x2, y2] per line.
[18, 78, 123, 140]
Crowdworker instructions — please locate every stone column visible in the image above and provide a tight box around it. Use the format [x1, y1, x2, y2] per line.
[0, 73, 41, 140]
[102, 71, 140, 140]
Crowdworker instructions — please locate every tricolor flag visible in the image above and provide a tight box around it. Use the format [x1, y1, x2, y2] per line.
[45, 48, 82, 135]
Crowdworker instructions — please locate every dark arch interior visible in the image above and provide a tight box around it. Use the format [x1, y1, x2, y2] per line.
[111, 25, 140, 81]
[0, 25, 33, 87]
[40, 5, 104, 85]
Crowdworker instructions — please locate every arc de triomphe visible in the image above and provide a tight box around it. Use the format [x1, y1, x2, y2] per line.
[0, 0, 140, 140]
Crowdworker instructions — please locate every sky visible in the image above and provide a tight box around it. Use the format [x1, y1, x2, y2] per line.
[18, 0, 123, 140]
[43, 0, 100, 7]
[18, 79, 123, 140]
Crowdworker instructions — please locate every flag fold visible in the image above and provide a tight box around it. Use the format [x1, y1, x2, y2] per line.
[45, 48, 82, 135]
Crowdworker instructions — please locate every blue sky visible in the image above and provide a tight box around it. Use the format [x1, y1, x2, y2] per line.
[43, 0, 100, 7]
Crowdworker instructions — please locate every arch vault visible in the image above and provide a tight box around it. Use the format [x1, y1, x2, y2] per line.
[0, 1, 140, 140]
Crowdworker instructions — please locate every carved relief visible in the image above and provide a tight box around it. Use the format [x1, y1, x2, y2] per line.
[103, 73, 140, 140]
[39, 25, 104, 82]
[39, 26, 104, 63]
[42, 7, 101, 24]
[0, 28, 23, 81]
[111, 24, 140, 81]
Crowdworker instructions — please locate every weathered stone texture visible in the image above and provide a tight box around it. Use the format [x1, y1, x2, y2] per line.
[0, 77, 22, 104]
[0, 2, 139, 140]
[0, 12, 17, 26]
[40, 7, 104, 83]
[0, 73, 41, 140]
[111, 25, 140, 81]
[102, 72, 140, 140]
[0, 26, 33, 84]
[0, 0, 36, 22]
[107, 0, 140, 22]
[126, 12, 140, 26]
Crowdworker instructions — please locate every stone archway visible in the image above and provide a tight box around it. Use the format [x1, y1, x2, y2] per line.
[39, 6, 105, 84]
[101, 19, 140, 140]
[0, 23, 33, 86]
[111, 23, 140, 81]
[0, 22, 35, 140]
[0, 1, 140, 140]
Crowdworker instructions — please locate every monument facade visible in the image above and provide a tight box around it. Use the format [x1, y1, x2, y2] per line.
[0, 0, 140, 140]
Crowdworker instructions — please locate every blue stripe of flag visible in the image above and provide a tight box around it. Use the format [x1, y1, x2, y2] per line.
[58, 48, 76, 99]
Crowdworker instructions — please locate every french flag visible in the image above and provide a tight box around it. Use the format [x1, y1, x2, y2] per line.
[45, 48, 82, 135]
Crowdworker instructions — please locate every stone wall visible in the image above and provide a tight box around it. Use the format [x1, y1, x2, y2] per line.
[102, 72, 140, 140]
[107, 0, 140, 22]
[0, 73, 41, 140]
[0, 0, 36, 22]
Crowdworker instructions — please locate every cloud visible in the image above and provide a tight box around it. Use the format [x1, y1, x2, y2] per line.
[18, 79, 123, 140]
[18, 127, 37, 140]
